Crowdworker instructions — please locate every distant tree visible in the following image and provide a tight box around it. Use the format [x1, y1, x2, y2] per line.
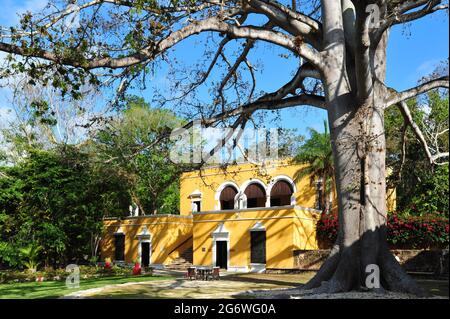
[0, 146, 129, 268]
[95, 96, 185, 215]
[0, 75, 99, 165]
[385, 90, 449, 216]
[277, 128, 304, 158]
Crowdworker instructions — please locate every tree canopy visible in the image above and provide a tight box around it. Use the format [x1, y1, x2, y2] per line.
[0, 0, 449, 295]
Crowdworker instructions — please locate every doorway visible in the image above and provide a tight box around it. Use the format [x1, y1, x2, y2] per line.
[141, 242, 151, 267]
[215, 241, 228, 269]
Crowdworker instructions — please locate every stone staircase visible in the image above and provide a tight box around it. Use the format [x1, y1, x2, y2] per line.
[165, 247, 193, 270]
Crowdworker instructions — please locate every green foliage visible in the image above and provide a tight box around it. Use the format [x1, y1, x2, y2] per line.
[385, 90, 449, 217]
[404, 165, 449, 217]
[0, 94, 187, 269]
[95, 95, 185, 215]
[0, 147, 130, 269]
[277, 128, 304, 158]
[293, 121, 334, 209]
[19, 243, 42, 272]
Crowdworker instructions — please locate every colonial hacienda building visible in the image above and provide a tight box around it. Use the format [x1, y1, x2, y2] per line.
[100, 159, 396, 272]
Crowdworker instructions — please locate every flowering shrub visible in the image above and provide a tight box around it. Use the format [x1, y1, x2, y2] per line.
[316, 213, 339, 246]
[132, 263, 142, 275]
[317, 212, 449, 249]
[386, 212, 449, 249]
[0, 264, 138, 284]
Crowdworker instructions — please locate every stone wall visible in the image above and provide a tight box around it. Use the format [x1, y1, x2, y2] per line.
[291, 249, 449, 275]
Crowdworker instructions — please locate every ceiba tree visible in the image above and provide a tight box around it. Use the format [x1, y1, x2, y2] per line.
[1, 0, 449, 294]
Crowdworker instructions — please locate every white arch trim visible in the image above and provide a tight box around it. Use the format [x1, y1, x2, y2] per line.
[267, 175, 297, 206]
[214, 181, 240, 210]
[239, 178, 268, 208]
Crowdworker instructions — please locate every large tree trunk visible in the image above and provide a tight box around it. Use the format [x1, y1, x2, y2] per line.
[303, 1, 425, 295]
[304, 99, 425, 295]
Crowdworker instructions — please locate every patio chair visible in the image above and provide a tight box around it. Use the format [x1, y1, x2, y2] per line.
[206, 267, 219, 280]
[186, 267, 197, 280]
[212, 267, 220, 280]
[197, 268, 206, 280]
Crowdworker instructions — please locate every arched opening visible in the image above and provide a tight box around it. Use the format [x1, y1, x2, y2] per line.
[220, 185, 238, 210]
[270, 180, 293, 207]
[244, 183, 266, 208]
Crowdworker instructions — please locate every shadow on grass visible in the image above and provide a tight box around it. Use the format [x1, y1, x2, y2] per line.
[0, 275, 173, 299]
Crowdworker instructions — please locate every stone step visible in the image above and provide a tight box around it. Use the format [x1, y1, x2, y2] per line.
[166, 247, 193, 271]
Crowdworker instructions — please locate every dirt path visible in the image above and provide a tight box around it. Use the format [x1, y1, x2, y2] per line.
[63, 277, 297, 299]
[62, 271, 448, 299]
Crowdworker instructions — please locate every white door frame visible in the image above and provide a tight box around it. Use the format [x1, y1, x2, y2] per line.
[211, 223, 230, 269]
[138, 238, 151, 266]
[137, 226, 152, 265]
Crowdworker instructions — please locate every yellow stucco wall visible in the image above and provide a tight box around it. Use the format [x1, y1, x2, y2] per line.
[101, 215, 193, 265]
[293, 208, 321, 251]
[192, 207, 320, 270]
[180, 160, 316, 215]
[100, 159, 396, 270]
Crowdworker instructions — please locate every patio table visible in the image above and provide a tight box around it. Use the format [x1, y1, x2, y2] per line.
[196, 267, 213, 281]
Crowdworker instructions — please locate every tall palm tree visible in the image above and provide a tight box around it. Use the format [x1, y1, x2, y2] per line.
[293, 120, 334, 212]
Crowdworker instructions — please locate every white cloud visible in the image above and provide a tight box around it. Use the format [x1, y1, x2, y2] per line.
[409, 58, 442, 83]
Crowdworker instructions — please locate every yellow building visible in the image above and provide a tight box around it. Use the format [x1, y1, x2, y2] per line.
[101, 159, 395, 272]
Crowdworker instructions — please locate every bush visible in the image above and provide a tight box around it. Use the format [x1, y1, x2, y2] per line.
[0, 264, 146, 284]
[317, 212, 449, 249]
[386, 212, 449, 249]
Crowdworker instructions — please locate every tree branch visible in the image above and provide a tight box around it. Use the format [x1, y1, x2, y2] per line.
[398, 101, 449, 165]
[1, 11, 323, 70]
[372, 0, 448, 47]
[245, 0, 322, 47]
[385, 76, 450, 108]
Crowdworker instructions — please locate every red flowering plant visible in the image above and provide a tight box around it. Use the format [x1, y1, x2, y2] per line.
[132, 261, 141, 275]
[316, 209, 339, 247]
[104, 258, 112, 270]
[386, 212, 449, 249]
[317, 210, 449, 249]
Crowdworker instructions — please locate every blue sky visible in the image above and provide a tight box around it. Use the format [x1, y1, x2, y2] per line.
[0, 1, 448, 139]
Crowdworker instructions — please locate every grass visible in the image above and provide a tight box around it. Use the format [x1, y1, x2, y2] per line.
[0, 274, 173, 299]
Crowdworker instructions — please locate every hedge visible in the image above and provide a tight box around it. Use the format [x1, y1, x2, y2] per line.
[317, 212, 449, 249]
[0, 264, 154, 284]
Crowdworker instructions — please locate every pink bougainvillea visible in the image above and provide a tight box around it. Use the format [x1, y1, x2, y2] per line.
[317, 211, 449, 249]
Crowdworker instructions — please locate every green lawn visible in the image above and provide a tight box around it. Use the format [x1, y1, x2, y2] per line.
[0, 274, 173, 299]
